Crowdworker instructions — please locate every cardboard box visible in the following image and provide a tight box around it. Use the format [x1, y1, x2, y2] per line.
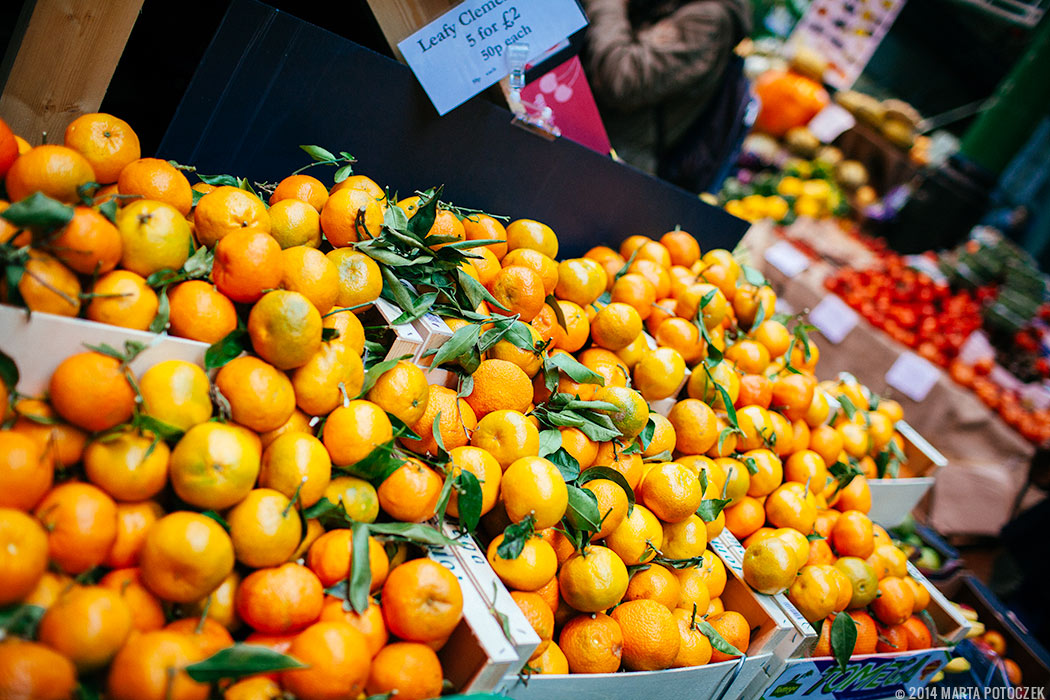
[867, 420, 947, 528]
[500, 540, 804, 699]
[0, 305, 209, 395]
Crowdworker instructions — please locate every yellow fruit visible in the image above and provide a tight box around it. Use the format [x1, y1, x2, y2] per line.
[501, 456, 568, 529]
[558, 545, 629, 612]
[487, 534, 557, 592]
[742, 537, 797, 594]
[139, 360, 213, 432]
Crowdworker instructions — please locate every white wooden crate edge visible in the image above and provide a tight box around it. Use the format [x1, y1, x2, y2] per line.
[426, 537, 523, 693]
[431, 519, 542, 671]
[867, 419, 947, 527]
[0, 305, 209, 394]
[501, 537, 804, 700]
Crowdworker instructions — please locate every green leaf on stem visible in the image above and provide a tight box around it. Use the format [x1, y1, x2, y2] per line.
[830, 611, 858, 672]
[185, 644, 306, 682]
[347, 522, 372, 614]
[204, 329, 250, 370]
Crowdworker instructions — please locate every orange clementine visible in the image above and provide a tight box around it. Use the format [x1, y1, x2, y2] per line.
[559, 612, 623, 673]
[871, 576, 915, 626]
[366, 642, 444, 700]
[308, 531, 392, 591]
[0, 430, 52, 512]
[0, 508, 49, 606]
[464, 358, 534, 418]
[83, 429, 169, 501]
[115, 201, 193, 277]
[667, 398, 719, 454]
[139, 510, 235, 603]
[103, 501, 164, 569]
[901, 615, 932, 650]
[49, 205, 122, 274]
[117, 157, 193, 215]
[323, 399, 393, 466]
[269, 173, 329, 211]
[319, 598, 388, 657]
[34, 482, 117, 575]
[212, 229, 283, 304]
[506, 219, 558, 258]
[610, 599, 680, 671]
[382, 558, 463, 642]
[6, 144, 95, 203]
[37, 585, 133, 671]
[831, 510, 875, 559]
[98, 567, 167, 632]
[64, 112, 140, 183]
[227, 488, 303, 567]
[488, 264, 546, 322]
[486, 533, 558, 591]
[320, 186, 384, 246]
[0, 639, 78, 700]
[326, 248, 383, 310]
[280, 621, 371, 700]
[166, 280, 239, 343]
[378, 458, 444, 522]
[5, 250, 80, 317]
[402, 385, 476, 456]
[235, 562, 324, 634]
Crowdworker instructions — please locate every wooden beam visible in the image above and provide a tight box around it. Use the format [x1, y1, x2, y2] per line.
[0, 0, 144, 145]
[365, 0, 458, 61]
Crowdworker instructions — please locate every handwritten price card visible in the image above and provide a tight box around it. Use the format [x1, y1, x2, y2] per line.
[398, 0, 588, 115]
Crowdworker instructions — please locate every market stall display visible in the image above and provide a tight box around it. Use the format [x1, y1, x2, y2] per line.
[0, 93, 958, 697]
[2, 1, 1047, 697]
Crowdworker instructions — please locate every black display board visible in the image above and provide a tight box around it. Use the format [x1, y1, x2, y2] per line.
[160, 0, 748, 257]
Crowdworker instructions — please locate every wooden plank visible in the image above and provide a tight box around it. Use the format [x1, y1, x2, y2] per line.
[365, 0, 458, 61]
[0, 0, 144, 145]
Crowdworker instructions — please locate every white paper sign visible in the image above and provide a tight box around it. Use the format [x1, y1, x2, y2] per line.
[885, 351, 941, 402]
[807, 103, 856, 143]
[809, 294, 859, 344]
[398, 0, 588, 115]
[763, 240, 810, 278]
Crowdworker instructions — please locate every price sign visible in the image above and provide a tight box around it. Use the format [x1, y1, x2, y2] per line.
[809, 294, 859, 344]
[885, 351, 941, 402]
[398, 0, 588, 115]
[763, 240, 810, 278]
[807, 103, 856, 143]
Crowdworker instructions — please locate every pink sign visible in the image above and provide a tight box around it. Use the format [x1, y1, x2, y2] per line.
[520, 56, 612, 155]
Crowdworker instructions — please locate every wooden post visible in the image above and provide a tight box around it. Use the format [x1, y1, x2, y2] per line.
[365, 0, 459, 61]
[0, 0, 145, 145]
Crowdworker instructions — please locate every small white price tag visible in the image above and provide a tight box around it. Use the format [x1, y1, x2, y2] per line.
[763, 240, 810, 278]
[398, 0, 588, 115]
[807, 103, 856, 143]
[808, 294, 859, 344]
[885, 351, 941, 402]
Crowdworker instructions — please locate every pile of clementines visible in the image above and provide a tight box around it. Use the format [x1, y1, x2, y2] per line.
[0, 109, 942, 700]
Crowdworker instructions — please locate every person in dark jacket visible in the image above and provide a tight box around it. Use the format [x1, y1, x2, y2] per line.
[582, 0, 752, 177]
